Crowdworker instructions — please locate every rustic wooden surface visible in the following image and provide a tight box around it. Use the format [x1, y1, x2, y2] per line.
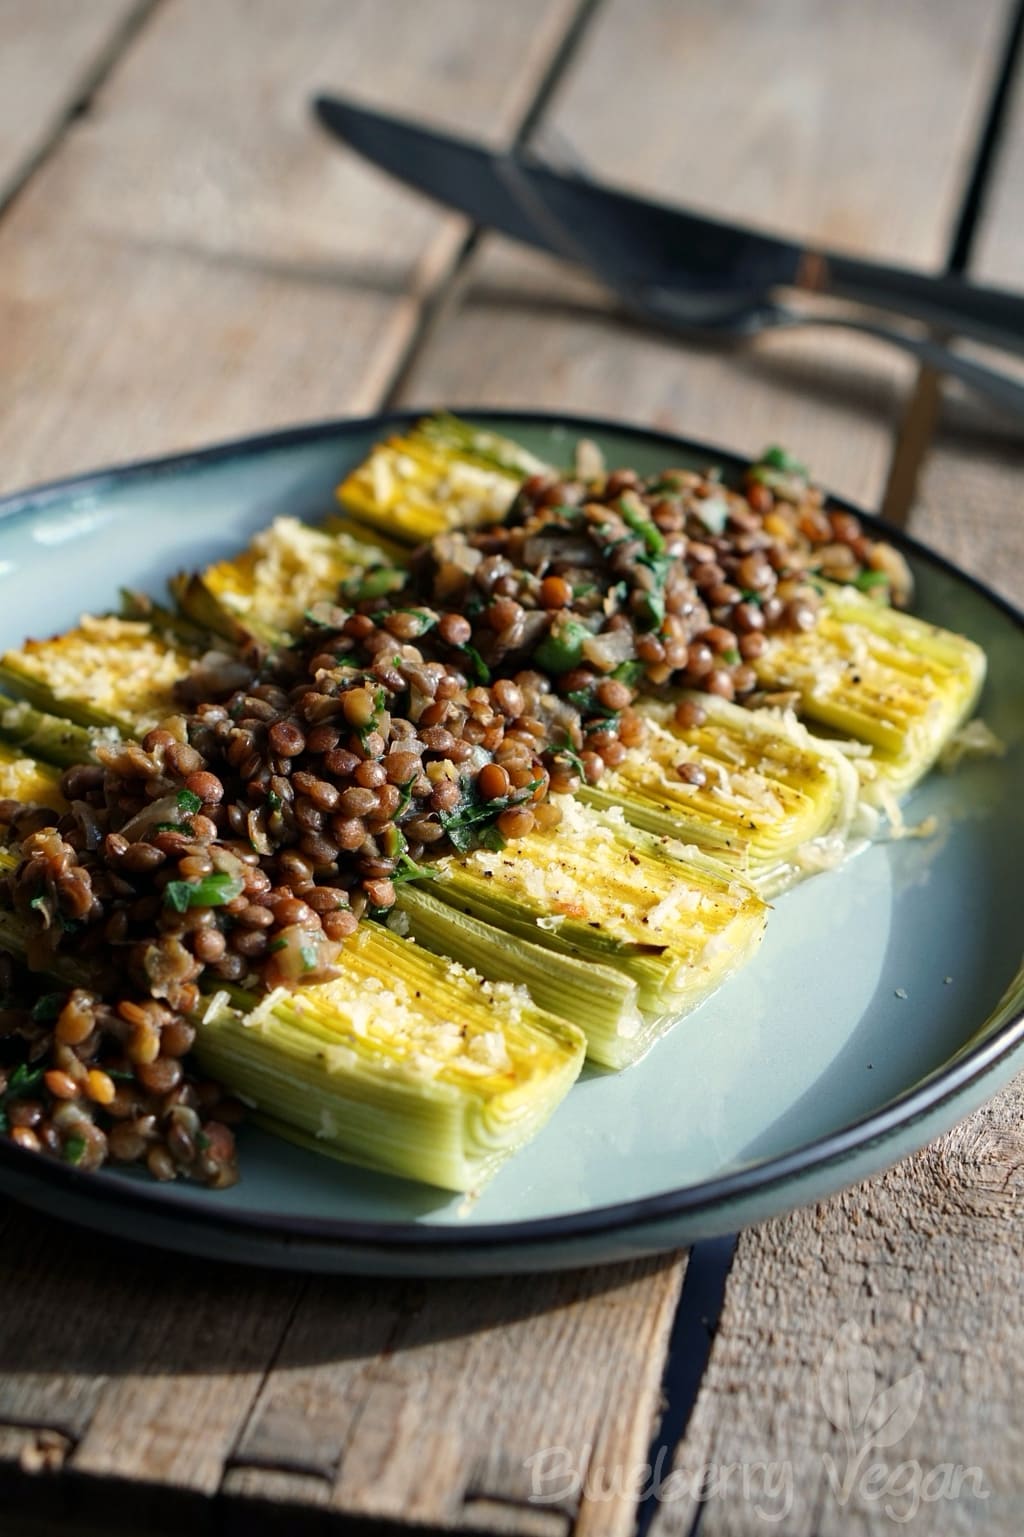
[0, 2, 1021, 1535]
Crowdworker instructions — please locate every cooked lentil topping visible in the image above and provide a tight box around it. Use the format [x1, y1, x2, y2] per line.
[0, 445, 907, 1182]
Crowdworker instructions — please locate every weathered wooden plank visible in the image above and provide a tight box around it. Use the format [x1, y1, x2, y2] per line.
[402, 0, 1011, 509]
[0, 0, 587, 1525]
[224, 1256, 684, 1537]
[0, 1201, 302, 1483]
[0, 0, 145, 206]
[0, 0, 578, 494]
[909, 51, 1024, 598]
[647, 1078, 1024, 1536]
[649, 52, 1024, 1534]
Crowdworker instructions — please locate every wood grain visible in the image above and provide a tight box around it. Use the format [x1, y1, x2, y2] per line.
[401, 0, 1012, 509]
[0, 0, 577, 493]
[224, 1257, 684, 1537]
[0, 0, 146, 206]
[0, 1201, 302, 1511]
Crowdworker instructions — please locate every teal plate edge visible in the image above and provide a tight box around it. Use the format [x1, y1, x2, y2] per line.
[0, 407, 1020, 1277]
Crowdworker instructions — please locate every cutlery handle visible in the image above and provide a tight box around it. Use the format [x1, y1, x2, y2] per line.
[806, 313, 1024, 417]
[815, 254, 1024, 358]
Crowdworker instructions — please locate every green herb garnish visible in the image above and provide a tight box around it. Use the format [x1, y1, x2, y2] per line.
[618, 498, 666, 556]
[395, 777, 417, 819]
[342, 566, 407, 603]
[854, 569, 890, 592]
[163, 871, 245, 913]
[177, 789, 202, 817]
[393, 854, 440, 885]
[756, 445, 807, 476]
[551, 733, 587, 780]
[534, 616, 590, 674]
[457, 642, 492, 686]
[30, 993, 64, 1024]
[63, 1135, 87, 1165]
[6, 1063, 44, 1098]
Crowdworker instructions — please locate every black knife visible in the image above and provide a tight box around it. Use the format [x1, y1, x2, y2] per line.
[314, 95, 1024, 357]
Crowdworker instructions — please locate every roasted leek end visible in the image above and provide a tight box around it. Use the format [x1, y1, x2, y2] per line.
[194, 922, 585, 1192]
[602, 693, 860, 896]
[756, 584, 986, 801]
[0, 745, 66, 812]
[0, 616, 194, 734]
[0, 694, 107, 768]
[393, 885, 660, 1069]
[426, 797, 768, 1062]
[336, 415, 546, 544]
[171, 515, 402, 645]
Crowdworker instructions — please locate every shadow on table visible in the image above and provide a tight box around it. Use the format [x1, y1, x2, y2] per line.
[0, 1198, 685, 1379]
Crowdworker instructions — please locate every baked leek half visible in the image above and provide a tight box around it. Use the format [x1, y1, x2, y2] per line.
[591, 693, 861, 895]
[414, 796, 767, 1069]
[196, 924, 584, 1191]
[0, 615, 196, 735]
[756, 582, 986, 800]
[337, 413, 544, 543]
[0, 743, 66, 812]
[171, 514, 404, 646]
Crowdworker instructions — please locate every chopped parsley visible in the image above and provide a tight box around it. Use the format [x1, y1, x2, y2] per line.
[617, 498, 666, 556]
[392, 854, 439, 885]
[854, 569, 889, 592]
[163, 871, 245, 913]
[457, 641, 492, 685]
[30, 993, 64, 1024]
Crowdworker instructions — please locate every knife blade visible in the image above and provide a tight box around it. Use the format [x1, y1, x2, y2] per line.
[313, 95, 1024, 356]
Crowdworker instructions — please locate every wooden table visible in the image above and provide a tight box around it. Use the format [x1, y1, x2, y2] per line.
[0, 3, 1021, 1533]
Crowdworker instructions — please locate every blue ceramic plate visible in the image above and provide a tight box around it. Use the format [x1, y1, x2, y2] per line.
[0, 412, 1020, 1276]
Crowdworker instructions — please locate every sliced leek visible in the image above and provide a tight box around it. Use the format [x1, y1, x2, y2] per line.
[337, 414, 546, 544]
[395, 883, 648, 1063]
[0, 693, 107, 767]
[195, 922, 585, 1192]
[0, 745, 66, 812]
[171, 514, 404, 646]
[422, 796, 767, 1068]
[590, 693, 860, 895]
[756, 583, 986, 800]
[0, 615, 195, 734]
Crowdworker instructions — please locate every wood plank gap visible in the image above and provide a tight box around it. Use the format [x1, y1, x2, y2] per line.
[882, 0, 1024, 525]
[634, 1238, 738, 1537]
[378, 0, 606, 411]
[0, 0, 163, 224]
[219, 1274, 313, 1485]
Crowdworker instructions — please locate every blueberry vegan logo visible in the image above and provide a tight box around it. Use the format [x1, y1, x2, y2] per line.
[523, 1319, 990, 1525]
[818, 1321, 988, 1522]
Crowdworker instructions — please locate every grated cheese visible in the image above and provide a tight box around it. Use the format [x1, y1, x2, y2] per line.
[938, 717, 1006, 772]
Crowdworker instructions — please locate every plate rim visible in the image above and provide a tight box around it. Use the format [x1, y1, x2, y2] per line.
[0, 405, 1020, 1257]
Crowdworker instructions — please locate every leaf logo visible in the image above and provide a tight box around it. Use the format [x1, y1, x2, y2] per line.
[819, 1321, 877, 1437]
[819, 1321, 929, 1509]
[862, 1370, 925, 1450]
